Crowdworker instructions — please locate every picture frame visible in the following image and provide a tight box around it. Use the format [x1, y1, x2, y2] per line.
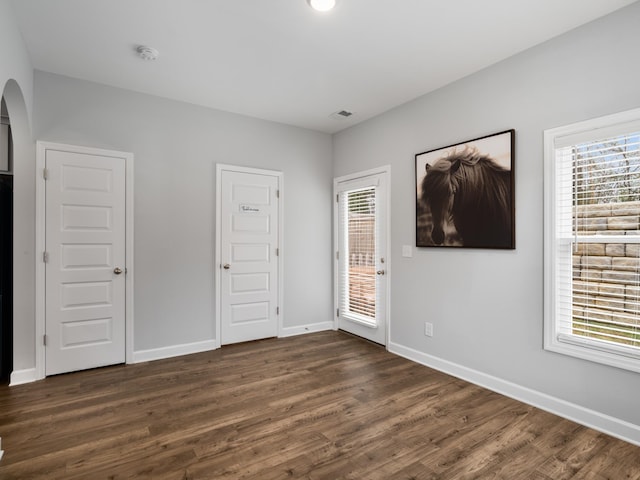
[415, 129, 515, 249]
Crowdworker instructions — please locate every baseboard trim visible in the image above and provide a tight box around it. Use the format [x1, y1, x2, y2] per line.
[132, 339, 217, 364]
[280, 322, 334, 338]
[9, 368, 37, 386]
[388, 341, 640, 447]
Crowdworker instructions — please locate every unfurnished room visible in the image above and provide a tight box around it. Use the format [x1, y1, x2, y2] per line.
[1, 1, 640, 478]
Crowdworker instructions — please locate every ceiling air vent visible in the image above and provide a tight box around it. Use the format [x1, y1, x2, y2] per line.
[330, 110, 354, 120]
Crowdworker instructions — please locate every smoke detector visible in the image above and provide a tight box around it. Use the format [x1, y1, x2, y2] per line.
[136, 45, 159, 61]
[330, 110, 354, 120]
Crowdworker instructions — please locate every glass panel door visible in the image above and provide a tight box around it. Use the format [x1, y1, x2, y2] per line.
[335, 171, 388, 345]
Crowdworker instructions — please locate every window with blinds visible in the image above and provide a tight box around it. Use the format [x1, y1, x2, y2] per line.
[544, 108, 640, 372]
[338, 187, 377, 325]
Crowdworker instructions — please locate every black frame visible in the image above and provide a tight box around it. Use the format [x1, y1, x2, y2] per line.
[0, 123, 11, 173]
[0, 173, 12, 383]
[415, 129, 515, 249]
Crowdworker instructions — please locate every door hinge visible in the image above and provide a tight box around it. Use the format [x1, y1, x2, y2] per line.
[43, 334, 48, 346]
[336, 251, 339, 260]
[337, 308, 340, 317]
[276, 306, 280, 315]
[276, 189, 280, 199]
[336, 194, 339, 203]
[276, 248, 279, 256]
[43, 251, 49, 263]
[43, 168, 49, 180]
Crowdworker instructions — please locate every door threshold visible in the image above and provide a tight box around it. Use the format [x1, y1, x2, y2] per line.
[337, 329, 386, 348]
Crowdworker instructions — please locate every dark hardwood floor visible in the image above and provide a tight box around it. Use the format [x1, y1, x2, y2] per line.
[0, 331, 638, 479]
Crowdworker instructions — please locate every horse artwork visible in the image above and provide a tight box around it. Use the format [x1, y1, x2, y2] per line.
[415, 130, 514, 249]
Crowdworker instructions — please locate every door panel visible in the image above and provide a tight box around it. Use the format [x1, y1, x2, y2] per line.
[61, 244, 112, 269]
[220, 170, 279, 345]
[45, 149, 126, 375]
[231, 273, 270, 293]
[336, 172, 388, 345]
[60, 318, 112, 348]
[231, 244, 269, 262]
[62, 205, 113, 230]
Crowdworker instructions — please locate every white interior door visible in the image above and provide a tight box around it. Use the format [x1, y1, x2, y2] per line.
[219, 168, 280, 345]
[45, 148, 126, 375]
[335, 170, 389, 345]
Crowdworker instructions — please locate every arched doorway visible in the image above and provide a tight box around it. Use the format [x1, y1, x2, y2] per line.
[1, 79, 34, 385]
[0, 94, 12, 382]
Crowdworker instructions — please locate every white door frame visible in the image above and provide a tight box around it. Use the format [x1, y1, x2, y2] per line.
[35, 141, 134, 380]
[333, 165, 391, 346]
[215, 164, 284, 348]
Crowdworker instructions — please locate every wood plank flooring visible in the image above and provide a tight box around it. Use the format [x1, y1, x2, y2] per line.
[0, 331, 638, 479]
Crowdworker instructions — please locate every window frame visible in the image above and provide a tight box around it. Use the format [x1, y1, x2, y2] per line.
[544, 107, 640, 373]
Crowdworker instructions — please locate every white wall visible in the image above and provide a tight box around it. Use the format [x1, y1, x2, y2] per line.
[31, 71, 333, 357]
[0, 0, 33, 118]
[0, 0, 35, 374]
[333, 3, 640, 436]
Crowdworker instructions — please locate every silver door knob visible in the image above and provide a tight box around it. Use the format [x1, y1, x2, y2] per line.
[376, 270, 385, 275]
[223, 264, 231, 270]
[114, 267, 123, 275]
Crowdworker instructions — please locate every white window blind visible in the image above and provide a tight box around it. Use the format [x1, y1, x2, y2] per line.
[545, 108, 640, 372]
[338, 186, 378, 326]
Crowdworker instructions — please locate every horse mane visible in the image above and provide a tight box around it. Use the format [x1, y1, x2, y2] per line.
[421, 147, 512, 247]
[421, 158, 453, 202]
[447, 148, 509, 206]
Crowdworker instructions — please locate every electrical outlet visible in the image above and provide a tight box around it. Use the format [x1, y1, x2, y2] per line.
[424, 322, 433, 337]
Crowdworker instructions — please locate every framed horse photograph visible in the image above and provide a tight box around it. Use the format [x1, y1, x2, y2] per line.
[415, 129, 515, 249]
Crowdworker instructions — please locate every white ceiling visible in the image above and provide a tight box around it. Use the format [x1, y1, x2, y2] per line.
[10, 0, 638, 133]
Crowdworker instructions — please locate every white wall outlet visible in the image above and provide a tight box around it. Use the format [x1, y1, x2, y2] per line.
[402, 245, 413, 257]
[424, 322, 433, 337]
[0, 436, 4, 461]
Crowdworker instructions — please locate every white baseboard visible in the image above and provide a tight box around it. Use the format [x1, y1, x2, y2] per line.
[388, 341, 640, 447]
[9, 368, 37, 386]
[280, 322, 334, 338]
[132, 339, 217, 364]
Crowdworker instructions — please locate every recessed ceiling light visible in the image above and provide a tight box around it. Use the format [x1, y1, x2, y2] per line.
[307, 0, 336, 12]
[136, 45, 159, 61]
